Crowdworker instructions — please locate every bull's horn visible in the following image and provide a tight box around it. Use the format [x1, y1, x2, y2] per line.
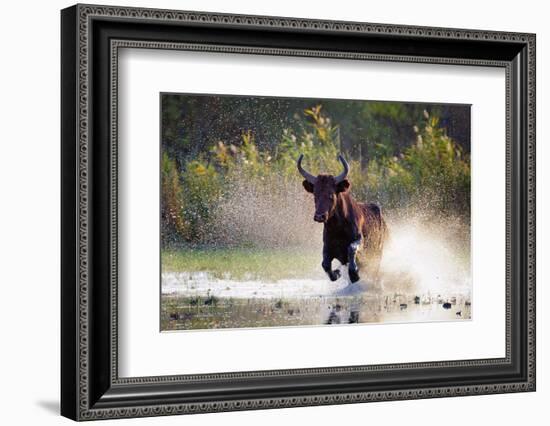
[297, 154, 317, 184]
[334, 154, 350, 183]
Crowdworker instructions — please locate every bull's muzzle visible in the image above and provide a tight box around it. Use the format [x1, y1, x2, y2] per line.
[314, 213, 328, 223]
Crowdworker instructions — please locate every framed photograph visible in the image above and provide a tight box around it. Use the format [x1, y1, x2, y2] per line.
[61, 4, 536, 421]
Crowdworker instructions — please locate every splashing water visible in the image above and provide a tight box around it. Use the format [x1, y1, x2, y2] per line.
[378, 216, 471, 298]
[210, 174, 323, 249]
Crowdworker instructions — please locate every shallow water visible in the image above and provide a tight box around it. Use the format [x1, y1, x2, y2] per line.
[161, 295, 470, 331]
[161, 272, 471, 331]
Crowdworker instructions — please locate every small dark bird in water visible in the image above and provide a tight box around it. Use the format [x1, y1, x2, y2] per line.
[456, 311, 462, 316]
[204, 296, 216, 306]
[400, 303, 408, 310]
[442, 302, 452, 309]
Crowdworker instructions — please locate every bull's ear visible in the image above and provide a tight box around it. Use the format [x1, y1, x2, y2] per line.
[336, 179, 351, 193]
[302, 180, 314, 193]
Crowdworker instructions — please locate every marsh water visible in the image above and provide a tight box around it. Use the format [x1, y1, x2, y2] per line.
[161, 272, 471, 331]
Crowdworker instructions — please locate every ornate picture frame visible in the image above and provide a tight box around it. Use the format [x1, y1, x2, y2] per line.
[61, 3, 535, 421]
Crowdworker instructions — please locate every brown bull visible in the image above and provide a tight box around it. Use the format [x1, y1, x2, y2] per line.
[298, 154, 387, 283]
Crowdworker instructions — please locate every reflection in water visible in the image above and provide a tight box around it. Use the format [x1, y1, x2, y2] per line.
[161, 293, 471, 331]
[326, 300, 363, 325]
[321, 295, 471, 327]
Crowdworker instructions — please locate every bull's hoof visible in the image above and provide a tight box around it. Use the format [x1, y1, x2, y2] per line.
[349, 269, 360, 283]
[328, 270, 341, 282]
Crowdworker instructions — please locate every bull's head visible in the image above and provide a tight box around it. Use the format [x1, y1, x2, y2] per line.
[297, 154, 351, 223]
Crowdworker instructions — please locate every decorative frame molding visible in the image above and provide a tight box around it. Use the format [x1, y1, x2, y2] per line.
[61, 3, 535, 421]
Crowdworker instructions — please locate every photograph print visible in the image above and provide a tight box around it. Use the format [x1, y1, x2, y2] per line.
[160, 94, 472, 331]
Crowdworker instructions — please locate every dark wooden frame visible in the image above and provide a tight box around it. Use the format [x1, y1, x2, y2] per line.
[61, 3, 536, 421]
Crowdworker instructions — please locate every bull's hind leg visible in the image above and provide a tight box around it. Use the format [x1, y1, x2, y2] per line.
[322, 247, 341, 282]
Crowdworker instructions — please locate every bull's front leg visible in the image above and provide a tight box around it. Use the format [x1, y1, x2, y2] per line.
[322, 246, 341, 282]
[347, 236, 362, 283]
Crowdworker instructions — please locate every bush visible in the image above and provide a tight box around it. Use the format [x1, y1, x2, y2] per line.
[370, 113, 470, 212]
[160, 152, 187, 245]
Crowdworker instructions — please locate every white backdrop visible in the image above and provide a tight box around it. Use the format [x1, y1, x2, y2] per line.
[118, 49, 506, 377]
[0, 0, 547, 425]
